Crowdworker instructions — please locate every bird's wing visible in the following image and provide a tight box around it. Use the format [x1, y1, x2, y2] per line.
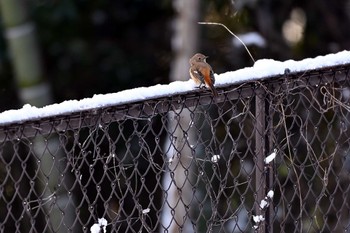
[209, 69, 215, 85]
[190, 67, 205, 84]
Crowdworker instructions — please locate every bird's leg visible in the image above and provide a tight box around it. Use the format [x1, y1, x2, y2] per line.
[199, 81, 206, 89]
[195, 82, 205, 89]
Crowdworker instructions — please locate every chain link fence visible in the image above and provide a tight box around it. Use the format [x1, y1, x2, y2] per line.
[0, 63, 350, 233]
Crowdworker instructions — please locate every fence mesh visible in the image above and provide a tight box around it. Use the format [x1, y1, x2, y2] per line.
[0, 64, 350, 233]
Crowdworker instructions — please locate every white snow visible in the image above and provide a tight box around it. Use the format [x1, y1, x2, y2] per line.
[259, 189, 274, 209]
[219, 50, 350, 84]
[142, 208, 150, 214]
[252, 214, 265, 230]
[211, 154, 221, 163]
[252, 214, 265, 223]
[264, 149, 277, 164]
[90, 218, 107, 233]
[267, 190, 274, 199]
[0, 50, 350, 125]
[259, 199, 268, 209]
[90, 223, 100, 233]
[254, 190, 275, 229]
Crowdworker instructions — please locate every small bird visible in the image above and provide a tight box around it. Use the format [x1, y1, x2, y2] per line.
[189, 53, 218, 97]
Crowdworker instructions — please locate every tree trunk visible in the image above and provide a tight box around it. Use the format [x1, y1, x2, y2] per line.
[163, 0, 199, 232]
[0, 1, 76, 232]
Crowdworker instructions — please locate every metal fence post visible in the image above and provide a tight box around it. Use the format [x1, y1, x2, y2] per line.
[255, 87, 266, 232]
[267, 91, 275, 233]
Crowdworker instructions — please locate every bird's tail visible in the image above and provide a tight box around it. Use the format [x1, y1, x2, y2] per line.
[208, 83, 218, 97]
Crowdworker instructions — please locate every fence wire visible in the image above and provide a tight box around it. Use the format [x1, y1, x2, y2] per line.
[0, 64, 350, 233]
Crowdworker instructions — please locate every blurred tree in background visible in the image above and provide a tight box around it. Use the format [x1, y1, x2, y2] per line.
[0, 0, 349, 110]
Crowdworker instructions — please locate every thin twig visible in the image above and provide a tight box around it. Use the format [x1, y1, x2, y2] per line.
[198, 22, 255, 63]
[280, 102, 303, 232]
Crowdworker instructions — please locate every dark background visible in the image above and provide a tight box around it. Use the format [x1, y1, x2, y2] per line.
[0, 0, 349, 110]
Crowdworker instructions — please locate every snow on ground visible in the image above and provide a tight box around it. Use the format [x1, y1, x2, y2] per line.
[0, 50, 349, 125]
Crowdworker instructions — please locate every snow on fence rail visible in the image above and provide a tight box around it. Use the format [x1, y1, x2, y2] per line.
[0, 51, 350, 233]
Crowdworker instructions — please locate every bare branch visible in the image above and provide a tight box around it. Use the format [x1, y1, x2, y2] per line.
[198, 21, 256, 63]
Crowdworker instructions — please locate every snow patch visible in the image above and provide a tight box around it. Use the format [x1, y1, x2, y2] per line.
[90, 218, 107, 233]
[264, 149, 277, 164]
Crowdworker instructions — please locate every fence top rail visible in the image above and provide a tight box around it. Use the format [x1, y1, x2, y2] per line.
[0, 50, 349, 141]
